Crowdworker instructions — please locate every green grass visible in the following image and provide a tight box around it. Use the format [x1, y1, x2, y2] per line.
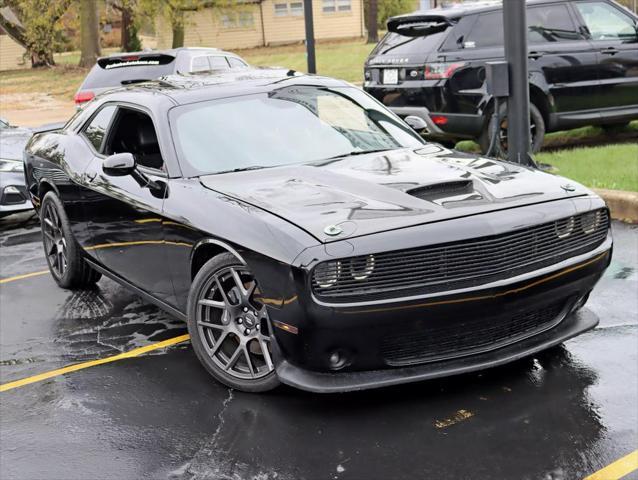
[536, 143, 638, 192]
[239, 38, 373, 83]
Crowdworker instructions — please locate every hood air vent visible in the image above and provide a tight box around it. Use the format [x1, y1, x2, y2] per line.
[407, 180, 474, 201]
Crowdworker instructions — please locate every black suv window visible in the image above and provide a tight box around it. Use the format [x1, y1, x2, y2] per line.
[465, 12, 503, 49]
[372, 29, 452, 56]
[575, 1, 638, 41]
[466, 5, 584, 49]
[82, 105, 116, 152]
[528, 4, 584, 43]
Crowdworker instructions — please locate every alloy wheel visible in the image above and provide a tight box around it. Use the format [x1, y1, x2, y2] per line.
[498, 117, 537, 152]
[196, 266, 274, 380]
[42, 202, 67, 278]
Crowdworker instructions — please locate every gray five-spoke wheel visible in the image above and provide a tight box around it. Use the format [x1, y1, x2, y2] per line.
[196, 266, 274, 380]
[42, 202, 67, 278]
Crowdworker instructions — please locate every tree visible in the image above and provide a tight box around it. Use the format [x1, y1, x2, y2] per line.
[79, 0, 101, 67]
[365, 0, 378, 44]
[109, 0, 142, 51]
[137, 0, 198, 48]
[377, 0, 416, 29]
[0, 0, 73, 67]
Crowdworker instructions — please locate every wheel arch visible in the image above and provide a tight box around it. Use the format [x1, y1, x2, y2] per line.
[38, 179, 60, 200]
[190, 238, 247, 280]
[528, 84, 551, 130]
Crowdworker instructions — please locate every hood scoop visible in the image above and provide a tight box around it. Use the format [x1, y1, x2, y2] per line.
[407, 180, 474, 202]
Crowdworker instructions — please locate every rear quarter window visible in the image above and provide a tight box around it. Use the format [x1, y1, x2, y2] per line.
[465, 12, 504, 49]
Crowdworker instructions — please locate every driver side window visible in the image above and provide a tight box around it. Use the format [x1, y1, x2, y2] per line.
[103, 107, 164, 171]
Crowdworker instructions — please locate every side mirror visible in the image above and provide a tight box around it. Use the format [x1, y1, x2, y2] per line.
[103, 152, 136, 177]
[404, 115, 428, 132]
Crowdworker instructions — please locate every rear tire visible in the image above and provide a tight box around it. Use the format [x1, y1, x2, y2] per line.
[40, 191, 101, 289]
[479, 103, 545, 156]
[187, 253, 280, 393]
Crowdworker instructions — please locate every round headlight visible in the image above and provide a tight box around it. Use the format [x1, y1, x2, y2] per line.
[555, 216, 575, 239]
[314, 261, 341, 288]
[350, 255, 375, 281]
[581, 211, 601, 234]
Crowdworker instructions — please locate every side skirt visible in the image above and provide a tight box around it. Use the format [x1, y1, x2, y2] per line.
[85, 258, 188, 322]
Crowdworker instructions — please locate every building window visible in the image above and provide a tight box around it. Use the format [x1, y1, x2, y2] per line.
[323, 0, 351, 13]
[290, 2, 304, 16]
[274, 2, 289, 16]
[221, 10, 255, 28]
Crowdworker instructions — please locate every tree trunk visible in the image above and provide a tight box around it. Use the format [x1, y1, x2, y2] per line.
[366, 0, 378, 44]
[171, 10, 185, 48]
[121, 7, 131, 51]
[79, 0, 101, 68]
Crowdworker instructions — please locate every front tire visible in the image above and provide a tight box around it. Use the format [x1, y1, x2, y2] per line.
[187, 253, 280, 392]
[40, 191, 101, 289]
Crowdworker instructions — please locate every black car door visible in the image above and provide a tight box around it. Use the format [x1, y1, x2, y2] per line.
[81, 104, 174, 304]
[525, 2, 601, 115]
[572, 0, 638, 113]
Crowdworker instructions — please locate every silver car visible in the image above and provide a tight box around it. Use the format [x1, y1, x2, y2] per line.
[0, 118, 32, 217]
[74, 47, 250, 108]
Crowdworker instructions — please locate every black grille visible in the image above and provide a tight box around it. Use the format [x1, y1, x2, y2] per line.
[380, 300, 566, 366]
[312, 209, 609, 302]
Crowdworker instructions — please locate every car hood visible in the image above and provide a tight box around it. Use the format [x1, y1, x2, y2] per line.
[199, 146, 590, 243]
[0, 127, 32, 161]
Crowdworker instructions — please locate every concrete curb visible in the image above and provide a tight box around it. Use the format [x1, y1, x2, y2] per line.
[594, 189, 638, 224]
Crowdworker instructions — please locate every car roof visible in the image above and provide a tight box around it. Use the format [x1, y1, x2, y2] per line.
[99, 46, 242, 62]
[391, 0, 570, 21]
[96, 68, 351, 107]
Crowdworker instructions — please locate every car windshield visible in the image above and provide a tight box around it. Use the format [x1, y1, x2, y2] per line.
[170, 85, 425, 175]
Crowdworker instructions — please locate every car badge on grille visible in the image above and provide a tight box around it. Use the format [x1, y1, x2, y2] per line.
[324, 225, 343, 236]
[561, 183, 576, 192]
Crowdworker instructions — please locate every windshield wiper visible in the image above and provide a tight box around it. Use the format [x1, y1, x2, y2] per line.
[213, 165, 270, 175]
[324, 148, 393, 161]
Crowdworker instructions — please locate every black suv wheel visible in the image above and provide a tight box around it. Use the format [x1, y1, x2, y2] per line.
[479, 103, 545, 156]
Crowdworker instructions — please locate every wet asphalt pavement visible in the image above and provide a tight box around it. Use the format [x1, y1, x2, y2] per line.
[1, 211, 637, 480]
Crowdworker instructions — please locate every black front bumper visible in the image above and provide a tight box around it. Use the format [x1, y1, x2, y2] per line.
[267, 244, 611, 393]
[274, 308, 598, 393]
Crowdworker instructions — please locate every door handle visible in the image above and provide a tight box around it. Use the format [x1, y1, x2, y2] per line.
[528, 51, 544, 60]
[601, 47, 619, 55]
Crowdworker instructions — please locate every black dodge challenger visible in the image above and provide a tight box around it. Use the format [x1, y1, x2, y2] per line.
[24, 69, 612, 393]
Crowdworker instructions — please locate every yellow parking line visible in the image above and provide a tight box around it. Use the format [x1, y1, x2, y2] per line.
[0, 334, 191, 393]
[584, 450, 638, 480]
[0, 270, 49, 284]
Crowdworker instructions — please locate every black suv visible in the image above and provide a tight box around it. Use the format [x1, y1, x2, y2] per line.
[364, 0, 638, 153]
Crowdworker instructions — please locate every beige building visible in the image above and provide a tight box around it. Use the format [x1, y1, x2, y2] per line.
[0, 30, 26, 71]
[155, 0, 365, 50]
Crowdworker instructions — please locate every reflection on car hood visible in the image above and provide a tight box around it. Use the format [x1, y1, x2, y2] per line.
[0, 127, 32, 161]
[199, 146, 591, 242]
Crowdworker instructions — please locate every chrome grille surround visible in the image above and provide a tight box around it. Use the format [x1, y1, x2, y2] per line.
[311, 209, 609, 302]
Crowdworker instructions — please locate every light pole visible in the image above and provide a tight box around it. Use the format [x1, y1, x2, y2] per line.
[304, 0, 316, 74]
[503, 0, 533, 166]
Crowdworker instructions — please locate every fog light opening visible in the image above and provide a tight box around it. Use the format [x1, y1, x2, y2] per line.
[329, 350, 348, 370]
